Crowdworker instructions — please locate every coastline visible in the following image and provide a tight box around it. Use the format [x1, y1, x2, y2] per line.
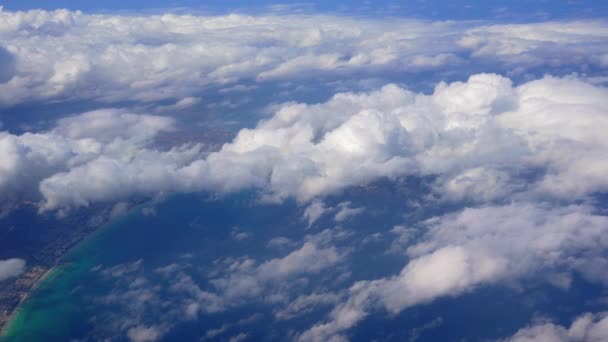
[0, 198, 151, 337]
[0, 265, 58, 337]
[17, 265, 57, 305]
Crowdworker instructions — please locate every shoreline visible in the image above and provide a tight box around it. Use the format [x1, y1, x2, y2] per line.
[0, 199, 150, 336]
[0, 265, 58, 337]
[18, 265, 57, 304]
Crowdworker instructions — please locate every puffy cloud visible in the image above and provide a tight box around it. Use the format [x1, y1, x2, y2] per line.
[3, 73, 608, 213]
[0, 9, 607, 107]
[498, 76, 608, 198]
[0, 108, 198, 214]
[501, 312, 608, 342]
[178, 73, 608, 205]
[299, 204, 608, 341]
[0, 258, 26, 281]
[39, 145, 202, 211]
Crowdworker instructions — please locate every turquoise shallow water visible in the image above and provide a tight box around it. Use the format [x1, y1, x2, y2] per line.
[2, 189, 605, 341]
[2, 192, 311, 341]
[2, 205, 141, 341]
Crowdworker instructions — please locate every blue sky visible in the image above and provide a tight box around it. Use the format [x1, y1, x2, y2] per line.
[2, 0, 608, 20]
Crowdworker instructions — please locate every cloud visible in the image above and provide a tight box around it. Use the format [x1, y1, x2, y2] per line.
[231, 227, 252, 241]
[407, 204, 608, 286]
[303, 200, 327, 227]
[409, 317, 444, 342]
[333, 202, 363, 222]
[127, 325, 165, 342]
[500, 312, 608, 342]
[202, 314, 262, 341]
[0, 108, 201, 214]
[229, 332, 249, 342]
[3, 73, 608, 214]
[459, 21, 608, 71]
[0, 258, 26, 281]
[266, 236, 293, 249]
[299, 204, 608, 340]
[178, 73, 608, 206]
[92, 260, 174, 341]
[53, 109, 175, 143]
[302, 201, 363, 227]
[88, 229, 348, 340]
[0, 45, 15, 83]
[498, 75, 608, 198]
[0, 9, 607, 107]
[274, 292, 341, 321]
[203, 230, 348, 314]
[387, 225, 417, 254]
[256, 241, 343, 279]
[39, 144, 203, 212]
[208, 236, 346, 307]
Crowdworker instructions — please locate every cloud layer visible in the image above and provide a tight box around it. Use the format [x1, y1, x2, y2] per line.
[0, 8, 607, 107]
[2, 73, 608, 215]
[176, 73, 608, 204]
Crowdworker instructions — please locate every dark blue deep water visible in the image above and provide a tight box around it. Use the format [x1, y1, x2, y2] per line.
[3, 187, 605, 341]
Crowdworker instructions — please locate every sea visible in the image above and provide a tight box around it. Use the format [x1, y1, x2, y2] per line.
[1, 187, 604, 341]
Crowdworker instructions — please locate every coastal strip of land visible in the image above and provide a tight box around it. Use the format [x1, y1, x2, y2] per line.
[0, 200, 145, 334]
[0, 265, 51, 330]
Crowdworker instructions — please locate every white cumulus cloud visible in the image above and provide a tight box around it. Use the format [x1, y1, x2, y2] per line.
[0, 258, 26, 281]
[3, 74, 608, 214]
[0, 9, 607, 107]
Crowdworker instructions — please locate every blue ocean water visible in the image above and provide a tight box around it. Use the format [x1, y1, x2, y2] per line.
[3, 186, 605, 341]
